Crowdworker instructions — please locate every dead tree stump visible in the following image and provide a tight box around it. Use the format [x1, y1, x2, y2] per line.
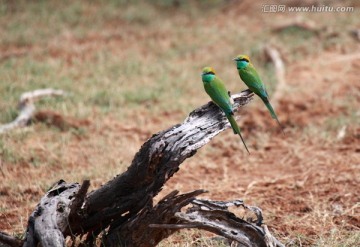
[0, 89, 284, 247]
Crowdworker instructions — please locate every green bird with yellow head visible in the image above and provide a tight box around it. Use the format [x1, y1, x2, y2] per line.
[233, 55, 284, 133]
[201, 66, 250, 154]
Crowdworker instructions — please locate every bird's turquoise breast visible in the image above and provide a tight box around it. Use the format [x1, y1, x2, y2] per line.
[202, 73, 215, 83]
[236, 61, 248, 69]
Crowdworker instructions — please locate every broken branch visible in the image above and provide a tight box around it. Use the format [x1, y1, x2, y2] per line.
[0, 88, 67, 134]
[264, 45, 286, 108]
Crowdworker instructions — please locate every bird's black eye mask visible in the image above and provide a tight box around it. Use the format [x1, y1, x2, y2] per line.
[236, 58, 249, 62]
[205, 71, 215, 75]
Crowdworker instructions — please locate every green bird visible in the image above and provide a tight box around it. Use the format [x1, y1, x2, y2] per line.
[233, 55, 284, 133]
[201, 67, 250, 154]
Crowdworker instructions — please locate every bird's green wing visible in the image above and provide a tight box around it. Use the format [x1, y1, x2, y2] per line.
[204, 76, 233, 115]
[239, 64, 284, 133]
[204, 76, 250, 153]
[239, 65, 268, 99]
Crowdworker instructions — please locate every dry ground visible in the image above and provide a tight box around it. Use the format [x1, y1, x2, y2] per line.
[0, 0, 359, 246]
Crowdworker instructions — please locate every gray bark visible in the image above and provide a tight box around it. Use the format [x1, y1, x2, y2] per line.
[1, 89, 284, 247]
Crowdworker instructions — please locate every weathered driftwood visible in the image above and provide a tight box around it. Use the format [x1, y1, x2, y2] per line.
[80, 90, 254, 239]
[103, 190, 206, 246]
[151, 197, 285, 247]
[0, 88, 67, 134]
[1, 89, 284, 246]
[23, 180, 81, 247]
[107, 190, 284, 247]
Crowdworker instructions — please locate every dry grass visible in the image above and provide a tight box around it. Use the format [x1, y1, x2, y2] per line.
[0, 0, 359, 246]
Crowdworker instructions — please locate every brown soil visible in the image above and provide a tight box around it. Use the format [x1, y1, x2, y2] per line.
[0, 1, 359, 246]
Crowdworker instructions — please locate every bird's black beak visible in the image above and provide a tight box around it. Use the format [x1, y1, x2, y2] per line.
[233, 57, 239, 61]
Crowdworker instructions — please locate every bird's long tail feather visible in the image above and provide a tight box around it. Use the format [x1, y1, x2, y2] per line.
[261, 98, 285, 134]
[226, 114, 250, 154]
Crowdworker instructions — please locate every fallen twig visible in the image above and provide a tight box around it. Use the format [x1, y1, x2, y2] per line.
[264, 45, 286, 108]
[0, 89, 67, 134]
